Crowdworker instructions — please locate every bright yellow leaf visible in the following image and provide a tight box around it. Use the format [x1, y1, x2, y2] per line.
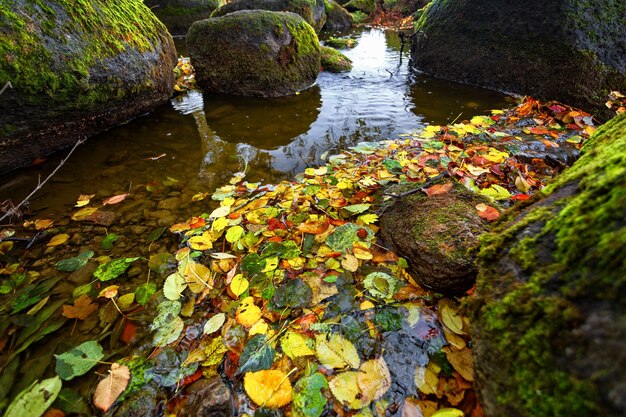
[236, 297, 262, 328]
[244, 370, 292, 408]
[47, 234, 70, 246]
[281, 331, 316, 359]
[329, 371, 369, 409]
[230, 274, 249, 297]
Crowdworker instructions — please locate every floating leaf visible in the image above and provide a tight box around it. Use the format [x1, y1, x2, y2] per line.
[350, 142, 379, 154]
[152, 315, 184, 347]
[94, 257, 139, 281]
[47, 234, 70, 247]
[203, 313, 226, 335]
[134, 282, 157, 305]
[315, 333, 360, 369]
[102, 193, 128, 205]
[244, 370, 292, 408]
[363, 272, 399, 300]
[93, 363, 130, 412]
[55, 251, 94, 272]
[443, 346, 474, 382]
[293, 372, 328, 417]
[358, 357, 391, 402]
[4, 376, 62, 417]
[98, 285, 119, 299]
[182, 260, 213, 293]
[439, 300, 464, 335]
[55, 340, 104, 380]
[230, 274, 249, 297]
[328, 371, 368, 409]
[62, 294, 98, 320]
[71, 207, 98, 221]
[281, 331, 316, 359]
[163, 273, 186, 300]
[225, 225, 245, 243]
[238, 334, 276, 374]
[75, 194, 95, 207]
[414, 365, 439, 395]
[209, 205, 230, 219]
[188, 233, 213, 251]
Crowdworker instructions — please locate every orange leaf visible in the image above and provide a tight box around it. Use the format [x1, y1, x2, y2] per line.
[42, 409, 65, 417]
[62, 294, 99, 320]
[475, 203, 500, 221]
[93, 363, 130, 412]
[102, 193, 129, 206]
[297, 219, 330, 235]
[423, 182, 453, 197]
[120, 320, 137, 345]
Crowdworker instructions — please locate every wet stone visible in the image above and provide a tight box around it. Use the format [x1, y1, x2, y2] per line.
[157, 197, 182, 211]
[180, 377, 234, 417]
[130, 226, 148, 235]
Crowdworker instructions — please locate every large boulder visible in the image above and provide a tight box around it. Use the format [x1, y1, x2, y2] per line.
[144, 0, 226, 35]
[323, 0, 352, 32]
[188, 10, 320, 97]
[410, 0, 626, 119]
[0, 0, 177, 174]
[473, 114, 626, 416]
[343, 0, 375, 14]
[381, 185, 493, 294]
[211, 0, 327, 33]
[320, 45, 352, 72]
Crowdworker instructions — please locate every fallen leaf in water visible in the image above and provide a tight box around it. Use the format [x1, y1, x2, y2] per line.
[62, 294, 99, 320]
[431, 408, 464, 417]
[358, 357, 392, 402]
[47, 234, 70, 246]
[71, 207, 98, 221]
[75, 194, 95, 207]
[443, 346, 474, 382]
[423, 182, 453, 196]
[98, 285, 119, 299]
[102, 193, 128, 206]
[244, 369, 292, 408]
[93, 363, 130, 412]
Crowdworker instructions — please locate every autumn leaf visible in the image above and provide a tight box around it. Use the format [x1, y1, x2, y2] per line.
[422, 182, 453, 196]
[71, 207, 98, 221]
[358, 357, 391, 402]
[102, 193, 128, 205]
[93, 363, 130, 412]
[47, 234, 70, 247]
[315, 333, 360, 369]
[62, 294, 98, 320]
[75, 194, 95, 207]
[244, 370, 293, 408]
[475, 203, 500, 221]
[329, 371, 369, 409]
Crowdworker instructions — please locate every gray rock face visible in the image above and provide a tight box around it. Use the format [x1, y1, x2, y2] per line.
[211, 0, 327, 32]
[410, 0, 626, 119]
[323, 0, 352, 32]
[188, 10, 320, 97]
[144, 0, 226, 35]
[0, 0, 177, 174]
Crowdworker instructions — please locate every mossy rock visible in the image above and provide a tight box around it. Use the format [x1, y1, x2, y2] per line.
[382, 0, 428, 16]
[343, 0, 375, 14]
[144, 0, 226, 35]
[324, 37, 356, 49]
[322, 0, 352, 32]
[211, 0, 327, 33]
[473, 113, 626, 417]
[320, 45, 352, 72]
[188, 10, 320, 97]
[411, 0, 626, 120]
[0, 0, 177, 174]
[381, 185, 495, 294]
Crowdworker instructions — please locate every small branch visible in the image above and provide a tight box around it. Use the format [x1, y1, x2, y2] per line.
[0, 137, 86, 224]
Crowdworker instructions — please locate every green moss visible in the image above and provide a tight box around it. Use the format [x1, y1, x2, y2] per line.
[320, 45, 351, 72]
[0, 0, 170, 107]
[474, 114, 626, 416]
[324, 37, 356, 49]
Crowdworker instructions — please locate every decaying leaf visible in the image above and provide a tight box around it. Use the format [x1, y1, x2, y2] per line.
[315, 333, 360, 369]
[62, 294, 99, 320]
[358, 357, 391, 402]
[203, 313, 226, 335]
[93, 363, 130, 412]
[443, 346, 474, 382]
[47, 234, 70, 247]
[4, 376, 62, 417]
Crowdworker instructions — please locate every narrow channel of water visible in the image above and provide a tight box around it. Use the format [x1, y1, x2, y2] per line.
[0, 28, 510, 214]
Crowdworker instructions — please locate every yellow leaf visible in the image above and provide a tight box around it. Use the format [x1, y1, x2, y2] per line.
[182, 261, 213, 293]
[75, 194, 95, 207]
[209, 205, 230, 219]
[244, 370, 292, 408]
[414, 364, 439, 396]
[439, 300, 464, 335]
[443, 346, 474, 382]
[212, 216, 229, 232]
[71, 207, 98, 221]
[360, 300, 375, 310]
[249, 319, 270, 336]
[329, 371, 369, 409]
[188, 232, 213, 251]
[353, 246, 373, 260]
[47, 234, 70, 246]
[341, 254, 359, 272]
[358, 357, 391, 402]
[315, 333, 360, 369]
[34, 219, 53, 230]
[236, 297, 262, 328]
[281, 331, 316, 359]
[262, 256, 279, 273]
[357, 213, 378, 225]
[230, 274, 249, 297]
[431, 408, 464, 417]
[221, 197, 236, 207]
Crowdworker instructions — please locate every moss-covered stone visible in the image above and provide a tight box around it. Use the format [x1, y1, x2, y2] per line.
[473, 114, 626, 416]
[0, 0, 177, 173]
[188, 10, 320, 97]
[411, 0, 626, 120]
[211, 0, 327, 33]
[144, 0, 226, 35]
[320, 45, 352, 72]
[343, 0, 375, 14]
[322, 0, 352, 32]
[324, 36, 356, 49]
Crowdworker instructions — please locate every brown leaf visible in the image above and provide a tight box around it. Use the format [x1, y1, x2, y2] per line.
[93, 363, 130, 412]
[422, 182, 453, 197]
[102, 193, 129, 206]
[62, 294, 99, 320]
[297, 219, 330, 235]
[475, 203, 500, 221]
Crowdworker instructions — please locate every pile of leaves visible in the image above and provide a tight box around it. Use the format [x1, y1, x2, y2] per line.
[368, 7, 414, 30]
[173, 57, 197, 92]
[0, 97, 597, 417]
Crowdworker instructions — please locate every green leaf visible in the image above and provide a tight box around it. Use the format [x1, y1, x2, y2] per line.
[150, 300, 182, 331]
[241, 253, 266, 276]
[431, 408, 464, 417]
[55, 251, 94, 272]
[342, 204, 371, 215]
[4, 376, 62, 417]
[350, 142, 379, 154]
[273, 279, 312, 309]
[152, 315, 184, 347]
[363, 272, 399, 300]
[101, 233, 118, 250]
[147, 226, 167, 243]
[293, 373, 328, 417]
[53, 387, 90, 415]
[375, 307, 403, 332]
[237, 334, 275, 374]
[382, 159, 403, 174]
[135, 282, 157, 305]
[225, 225, 245, 243]
[55, 340, 104, 380]
[94, 257, 139, 281]
[326, 223, 359, 252]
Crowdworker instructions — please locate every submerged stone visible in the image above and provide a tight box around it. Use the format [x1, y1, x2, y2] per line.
[188, 10, 320, 97]
[473, 114, 626, 417]
[410, 0, 626, 119]
[0, 0, 177, 174]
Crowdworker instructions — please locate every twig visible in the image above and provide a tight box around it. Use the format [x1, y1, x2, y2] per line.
[0, 137, 85, 224]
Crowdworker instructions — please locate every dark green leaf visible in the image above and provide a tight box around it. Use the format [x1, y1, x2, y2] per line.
[55, 251, 94, 272]
[101, 233, 119, 250]
[147, 227, 167, 243]
[135, 282, 157, 305]
[241, 254, 265, 276]
[237, 334, 275, 374]
[53, 388, 90, 415]
[375, 307, 403, 332]
[383, 158, 403, 174]
[273, 279, 312, 309]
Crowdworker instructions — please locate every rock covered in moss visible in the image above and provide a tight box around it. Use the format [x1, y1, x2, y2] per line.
[324, 37, 356, 49]
[188, 10, 320, 97]
[144, 0, 226, 35]
[211, 0, 327, 33]
[320, 45, 352, 72]
[343, 0, 375, 14]
[0, 0, 177, 174]
[381, 186, 493, 294]
[473, 114, 626, 417]
[410, 0, 626, 119]
[323, 0, 352, 32]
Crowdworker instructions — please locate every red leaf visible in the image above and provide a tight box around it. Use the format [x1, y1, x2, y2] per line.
[120, 320, 138, 345]
[180, 369, 203, 388]
[268, 217, 287, 231]
[529, 127, 551, 135]
[423, 182, 453, 197]
[511, 194, 531, 201]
